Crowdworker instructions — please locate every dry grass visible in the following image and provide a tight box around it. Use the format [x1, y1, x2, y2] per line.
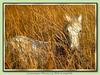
[5, 4, 96, 70]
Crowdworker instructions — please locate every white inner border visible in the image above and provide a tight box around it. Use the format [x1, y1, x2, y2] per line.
[3, 3, 97, 71]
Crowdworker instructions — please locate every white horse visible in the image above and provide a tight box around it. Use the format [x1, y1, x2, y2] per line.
[6, 14, 82, 69]
[9, 15, 82, 52]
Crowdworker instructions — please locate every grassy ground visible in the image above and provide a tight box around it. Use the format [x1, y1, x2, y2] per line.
[5, 4, 96, 70]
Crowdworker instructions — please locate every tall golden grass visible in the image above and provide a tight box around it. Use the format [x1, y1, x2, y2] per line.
[5, 4, 96, 70]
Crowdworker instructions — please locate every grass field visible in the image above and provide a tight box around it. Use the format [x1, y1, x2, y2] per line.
[4, 4, 96, 70]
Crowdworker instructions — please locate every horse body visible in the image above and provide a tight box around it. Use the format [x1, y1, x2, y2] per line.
[6, 15, 82, 69]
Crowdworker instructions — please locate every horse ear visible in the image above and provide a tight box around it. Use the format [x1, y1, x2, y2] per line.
[78, 15, 82, 23]
[65, 15, 71, 22]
